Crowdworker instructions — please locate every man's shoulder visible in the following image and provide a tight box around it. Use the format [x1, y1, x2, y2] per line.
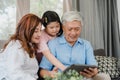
[78, 38, 91, 44]
[49, 35, 62, 42]
[47, 37, 60, 46]
[78, 38, 93, 49]
[49, 37, 59, 42]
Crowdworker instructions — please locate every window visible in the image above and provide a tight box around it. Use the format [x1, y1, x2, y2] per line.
[0, 0, 63, 40]
[0, 0, 16, 40]
[30, 0, 63, 17]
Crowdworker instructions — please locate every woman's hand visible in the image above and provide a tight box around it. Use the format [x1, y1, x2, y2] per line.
[80, 68, 98, 78]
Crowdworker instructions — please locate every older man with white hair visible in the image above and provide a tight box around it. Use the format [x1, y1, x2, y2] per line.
[39, 11, 111, 80]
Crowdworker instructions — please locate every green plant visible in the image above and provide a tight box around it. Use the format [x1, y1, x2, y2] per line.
[44, 70, 83, 80]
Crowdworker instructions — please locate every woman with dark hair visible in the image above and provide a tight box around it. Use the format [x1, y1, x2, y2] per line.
[36, 11, 66, 72]
[0, 13, 42, 80]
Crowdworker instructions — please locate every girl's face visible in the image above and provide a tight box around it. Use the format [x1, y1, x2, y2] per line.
[45, 21, 60, 37]
[31, 23, 42, 43]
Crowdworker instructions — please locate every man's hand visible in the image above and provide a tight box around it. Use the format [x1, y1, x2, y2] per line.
[80, 68, 98, 78]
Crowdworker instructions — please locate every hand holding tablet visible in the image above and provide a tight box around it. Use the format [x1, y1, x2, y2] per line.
[64, 64, 98, 73]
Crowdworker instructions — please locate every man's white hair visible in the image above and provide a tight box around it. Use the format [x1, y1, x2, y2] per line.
[61, 11, 83, 26]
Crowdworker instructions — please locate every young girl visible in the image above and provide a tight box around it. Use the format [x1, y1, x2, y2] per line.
[0, 13, 42, 80]
[36, 11, 66, 71]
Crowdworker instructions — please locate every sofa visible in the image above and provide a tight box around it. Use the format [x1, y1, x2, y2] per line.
[94, 49, 120, 80]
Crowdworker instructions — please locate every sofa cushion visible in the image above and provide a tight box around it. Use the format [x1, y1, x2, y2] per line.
[95, 56, 120, 78]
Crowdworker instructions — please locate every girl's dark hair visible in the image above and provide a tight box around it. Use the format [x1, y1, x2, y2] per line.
[42, 11, 63, 36]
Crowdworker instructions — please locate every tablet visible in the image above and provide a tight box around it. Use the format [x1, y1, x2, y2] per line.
[64, 64, 98, 73]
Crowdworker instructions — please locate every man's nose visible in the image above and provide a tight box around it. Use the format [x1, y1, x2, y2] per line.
[71, 30, 76, 35]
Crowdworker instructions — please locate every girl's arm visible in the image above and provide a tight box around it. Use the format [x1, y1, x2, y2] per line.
[42, 50, 66, 71]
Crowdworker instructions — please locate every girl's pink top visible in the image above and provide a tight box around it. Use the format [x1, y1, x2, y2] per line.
[37, 29, 55, 53]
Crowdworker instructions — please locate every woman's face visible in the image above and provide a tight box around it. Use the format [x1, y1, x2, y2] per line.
[31, 23, 42, 44]
[45, 21, 60, 37]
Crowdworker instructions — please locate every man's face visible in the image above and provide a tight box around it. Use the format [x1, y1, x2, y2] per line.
[63, 20, 81, 46]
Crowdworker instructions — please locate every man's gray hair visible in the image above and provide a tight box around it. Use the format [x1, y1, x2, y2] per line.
[61, 11, 83, 26]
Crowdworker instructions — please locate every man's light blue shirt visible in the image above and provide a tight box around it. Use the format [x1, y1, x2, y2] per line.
[40, 35, 97, 71]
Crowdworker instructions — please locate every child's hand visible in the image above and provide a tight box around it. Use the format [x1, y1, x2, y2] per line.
[49, 67, 58, 78]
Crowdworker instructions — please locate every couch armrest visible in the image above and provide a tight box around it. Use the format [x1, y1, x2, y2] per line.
[94, 49, 106, 56]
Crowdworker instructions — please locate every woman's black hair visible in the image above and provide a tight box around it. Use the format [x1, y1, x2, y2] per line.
[42, 11, 63, 36]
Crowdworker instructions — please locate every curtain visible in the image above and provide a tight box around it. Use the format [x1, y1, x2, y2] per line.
[16, 0, 30, 23]
[97, 0, 120, 58]
[117, 0, 120, 36]
[63, 0, 73, 12]
[63, 0, 80, 12]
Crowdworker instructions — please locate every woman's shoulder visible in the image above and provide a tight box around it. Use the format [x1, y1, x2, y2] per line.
[0, 40, 25, 62]
[7, 40, 21, 47]
[4, 40, 22, 51]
